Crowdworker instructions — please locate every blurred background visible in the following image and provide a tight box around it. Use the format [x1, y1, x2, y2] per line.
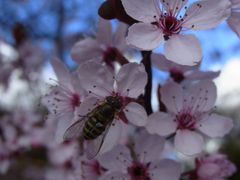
[0, 0, 239, 179]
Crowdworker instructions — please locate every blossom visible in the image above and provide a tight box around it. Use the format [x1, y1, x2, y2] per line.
[98, 133, 181, 180]
[146, 80, 233, 155]
[152, 53, 220, 83]
[196, 154, 236, 180]
[71, 17, 128, 66]
[227, 0, 240, 37]
[65, 61, 148, 155]
[42, 58, 85, 142]
[121, 0, 231, 65]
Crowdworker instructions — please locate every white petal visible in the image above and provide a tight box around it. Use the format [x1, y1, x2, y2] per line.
[186, 80, 217, 112]
[71, 38, 102, 64]
[149, 159, 181, 180]
[76, 96, 100, 116]
[99, 172, 130, 180]
[227, 12, 240, 37]
[77, 60, 114, 97]
[134, 132, 165, 163]
[164, 34, 202, 66]
[174, 130, 204, 155]
[197, 113, 233, 138]
[160, 82, 183, 114]
[98, 144, 131, 172]
[121, 0, 159, 22]
[123, 102, 147, 126]
[126, 23, 164, 51]
[183, 0, 231, 30]
[186, 70, 220, 80]
[147, 112, 177, 136]
[96, 18, 112, 45]
[116, 63, 147, 98]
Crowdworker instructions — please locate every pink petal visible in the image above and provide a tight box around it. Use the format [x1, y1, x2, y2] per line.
[186, 80, 217, 112]
[98, 144, 131, 172]
[160, 82, 183, 114]
[174, 130, 204, 155]
[113, 22, 128, 52]
[76, 96, 100, 116]
[134, 132, 165, 163]
[197, 163, 220, 179]
[227, 12, 240, 37]
[149, 159, 181, 180]
[121, 0, 159, 23]
[183, 0, 231, 30]
[116, 63, 147, 98]
[197, 113, 233, 138]
[186, 70, 220, 80]
[99, 172, 130, 180]
[126, 23, 164, 50]
[77, 60, 114, 97]
[147, 112, 177, 136]
[123, 102, 147, 127]
[164, 34, 202, 66]
[71, 38, 102, 64]
[96, 18, 112, 45]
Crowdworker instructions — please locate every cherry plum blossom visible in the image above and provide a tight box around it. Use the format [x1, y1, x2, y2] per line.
[121, 0, 231, 65]
[146, 80, 233, 155]
[227, 0, 240, 37]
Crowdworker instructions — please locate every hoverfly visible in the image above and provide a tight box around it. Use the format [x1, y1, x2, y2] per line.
[63, 95, 122, 159]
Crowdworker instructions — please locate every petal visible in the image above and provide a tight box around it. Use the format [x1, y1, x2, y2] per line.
[77, 60, 114, 97]
[160, 82, 184, 114]
[161, 0, 188, 16]
[96, 18, 112, 45]
[116, 63, 147, 98]
[174, 130, 204, 155]
[75, 96, 100, 116]
[100, 119, 123, 154]
[197, 113, 233, 138]
[134, 132, 165, 163]
[227, 12, 240, 37]
[126, 23, 164, 51]
[71, 38, 102, 64]
[99, 172, 130, 180]
[197, 163, 221, 179]
[98, 144, 131, 172]
[183, 0, 231, 30]
[113, 22, 128, 52]
[164, 34, 202, 66]
[149, 159, 181, 180]
[146, 112, 177, 136]
[121, 0, 159, 22]
[186, 80, 217, 112]
[185, 70, 220, 80]
[123, 102, 147, 126]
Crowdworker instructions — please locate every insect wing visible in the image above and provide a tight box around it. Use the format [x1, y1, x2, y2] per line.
[63, 117, 87, 141]
[85, 122, 113, 159]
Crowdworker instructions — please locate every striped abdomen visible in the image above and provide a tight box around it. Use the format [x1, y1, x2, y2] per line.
[83, 103, 115, 140]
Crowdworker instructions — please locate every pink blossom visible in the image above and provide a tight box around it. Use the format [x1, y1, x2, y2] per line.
[98, 133, 181, 180]
[42, 58, 85, 142]
[71, 18, 128, 66]
[196, 154, 236, 180]
[152, 53, 220, 83]
[121, 0, 231, 65]
[146, 81, 233, 155]
[227, 0, 240, 37]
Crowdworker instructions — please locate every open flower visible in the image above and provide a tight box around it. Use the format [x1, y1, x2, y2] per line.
[146, 81, 233, 155]
[71, 17, 128, 66]
[98, 133, 181, 180]
[121, 0, 231, 65]
[152, 53, 220, 83]
[196, 154, 236, 180]
[227, 0, 240, 37]
[42, 58, 85, 142]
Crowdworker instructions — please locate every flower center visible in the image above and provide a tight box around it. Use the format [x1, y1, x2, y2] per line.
[70, 93, 80, 108]
[128, 162, 150, 180]
[103, 47, 117, 66]
[176, 112, 196, 130]
[158, 15, 182, 40]
[169, 68, 185, 83]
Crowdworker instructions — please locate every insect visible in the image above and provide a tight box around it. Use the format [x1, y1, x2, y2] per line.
[63, 95, 122, 159]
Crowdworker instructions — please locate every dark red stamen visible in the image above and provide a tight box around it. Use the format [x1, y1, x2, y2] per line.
[177, 113, 196, 130]
[71, 93, 80, 108]
[128, 162, 150, 180]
